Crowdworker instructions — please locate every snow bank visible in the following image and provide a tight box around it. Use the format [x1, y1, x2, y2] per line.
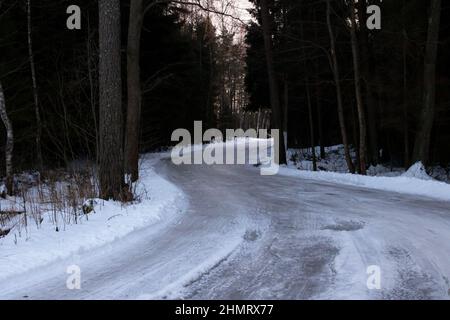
[289, 145, 449, 181]
[402, 162, 433, 180]
[284, 144, 450, 201]
[0, 154, 187, 281]
[288, 144, 357, 173]
[278, 166, 450, 202]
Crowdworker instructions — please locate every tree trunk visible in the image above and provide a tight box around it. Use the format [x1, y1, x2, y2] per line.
[315, 85, 325, 159]
[357, 0, 378, 166]
[299, 19, 316, 170]
[260, 0, 287, 165]
[313, 8, 325, 159]
[98, 0, 124, 200]
[206, 45, 215, 129]
[125, 0, 144, 182]
[326, 0, 355, 173]
[351, 102, 361, 174]
[402, 27, 410, 167]
[27, 0, 43, 172]
[412, 0, 441, 165]
[349, 0, 368, 175]
[87, 15, 99, 164]
[306, 80, 317, 171]
[283, 78, 288, 151]
[0, 82, 14, 196]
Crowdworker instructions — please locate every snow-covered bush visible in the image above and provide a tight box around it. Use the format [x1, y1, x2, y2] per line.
[402, 162, 433, 180]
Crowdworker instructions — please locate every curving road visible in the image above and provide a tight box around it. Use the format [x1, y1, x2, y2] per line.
[1, 156, 450, 299]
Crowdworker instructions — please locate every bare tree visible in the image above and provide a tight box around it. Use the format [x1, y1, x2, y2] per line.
[412, 0, 441, 165]
[306, 81, 317, 171]
[349, 0, 367, 175]
[260, 0, 287, 164]
[283, 78, 288, 150]
[326, 0, 355, 173]
[87, 14, 99, 164]
[402, 1, 409, 167]
[313, 9, 325, 160]
[299, 21, 316, 171]
[125, 0, 245, 179]
[0, 81, 14, 196]
[26, 0, 43, 171]
[98, 0, 125, 200]
[125, 0, 144, 182]
[357, 0, 378, 166]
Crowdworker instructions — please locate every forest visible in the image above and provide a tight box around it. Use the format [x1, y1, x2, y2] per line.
[0, 0, 449, 197]
[2, 0, 450, 302]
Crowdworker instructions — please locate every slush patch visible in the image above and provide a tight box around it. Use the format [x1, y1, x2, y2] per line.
[244, 229, 262, 241]
[321, 220, 365, 232]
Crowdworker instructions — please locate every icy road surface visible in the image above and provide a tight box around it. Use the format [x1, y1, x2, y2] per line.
[1, 157, 450, 299]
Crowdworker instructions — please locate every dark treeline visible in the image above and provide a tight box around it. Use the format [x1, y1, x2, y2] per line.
[0, 0, 245, 173]
[0, 0, 449, 198]
[246, 0, 450, 171]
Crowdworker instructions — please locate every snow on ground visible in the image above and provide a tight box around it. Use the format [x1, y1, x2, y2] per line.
[0, 143, 450, 299]
[0, 154, 187, 282]
[278, 166, 450, 202]
[402, 162, 434, 180]
[138, 234, 246, 300]
[283, 144, 450, 202]
[288, 145, 357, 173]
[288, 145, 450, 182]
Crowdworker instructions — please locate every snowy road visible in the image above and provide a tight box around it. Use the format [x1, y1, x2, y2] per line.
[1, 156, 450, 299]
